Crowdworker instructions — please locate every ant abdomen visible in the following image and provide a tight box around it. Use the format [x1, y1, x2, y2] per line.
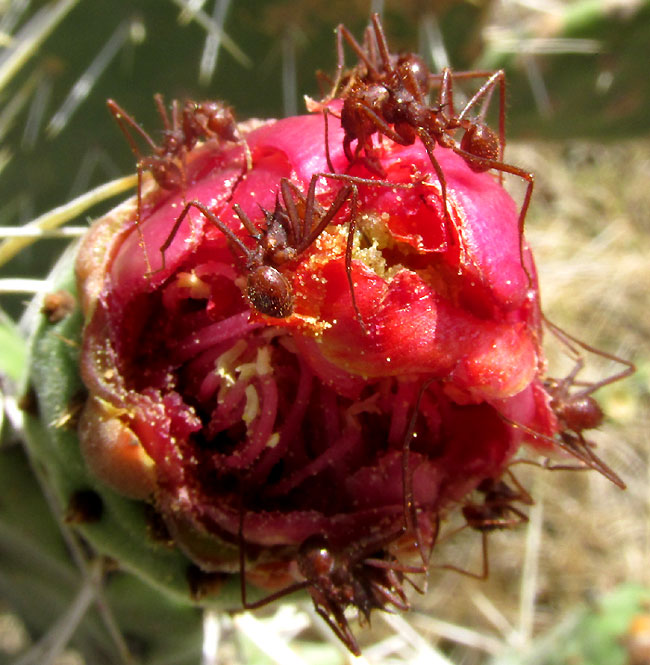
[145, 156, 183, 190]
[460, 124, 501, 172]
[554, 394, 604, 433]
[298, 535, 336, 581]
[246, 265, 293, 319]
[187, 100, 240, 144]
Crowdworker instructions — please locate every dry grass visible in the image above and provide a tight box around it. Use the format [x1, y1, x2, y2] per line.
[406, 139, 650, 663]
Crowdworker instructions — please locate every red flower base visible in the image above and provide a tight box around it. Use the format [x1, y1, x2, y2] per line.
[76, 108, 563, 652]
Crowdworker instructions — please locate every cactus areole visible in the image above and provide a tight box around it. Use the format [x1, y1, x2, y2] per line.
[69, 107, 563, 651]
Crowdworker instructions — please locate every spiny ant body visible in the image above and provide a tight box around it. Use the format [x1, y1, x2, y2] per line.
[162, 171, 415, 328]
[505, 318, 634, 488]
[239, 525, 425, 655]
[108, 95, 243, 190]
[322, 14, 534, 281]
[161, 173, 359, 320]
[440, 471, 532, 579]
[540, 317, 634, 488]
[107, 94, 247, 270]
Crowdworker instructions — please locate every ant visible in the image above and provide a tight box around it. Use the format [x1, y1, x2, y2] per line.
[320, 14, 534, 282]
[107, 94, 249, 271]
[438, 470, 533, 580]
[238, 520, 428, 656]
[159, 173, 359, 321]
[506, 317, 634, 489]
[159, 171, 415, 329]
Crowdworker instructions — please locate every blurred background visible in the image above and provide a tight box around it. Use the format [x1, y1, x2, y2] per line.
[0, 1, 649, 663]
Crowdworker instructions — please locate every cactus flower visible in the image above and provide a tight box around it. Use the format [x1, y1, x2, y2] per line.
[69, 107, 562, 651]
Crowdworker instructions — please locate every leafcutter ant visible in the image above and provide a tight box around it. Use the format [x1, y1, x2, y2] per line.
[400, 377, 437, 565]
[320, 14, 534, 282]
[160, 171, 415, 330]
[438, 470, 533, 580]
[160, 173, 358, 321]
[238, 519, 427, 656]
[107, 94, 248, 271]
[506, 317, 634, 488]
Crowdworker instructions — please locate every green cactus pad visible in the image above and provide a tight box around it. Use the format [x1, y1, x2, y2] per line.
[21, 242, 248, 609]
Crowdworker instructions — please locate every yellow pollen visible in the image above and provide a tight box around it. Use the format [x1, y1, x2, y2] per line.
[242, 384, 260, 425]
[266, 432, 280, 448]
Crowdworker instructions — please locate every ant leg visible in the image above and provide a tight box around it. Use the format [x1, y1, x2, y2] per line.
[133, 163, 153, 276]
[325, 25, 347, 101]
[440, 531, 491, 580]
[279, 178, 307, 244]
[341, 185, 368, 333]
[364, 556, 428, 577]
[296, 179, 369, 332]
[107, 99, 159, 275]
[232, 204, 264, 241]
[106, 99, 159, 155]
[238, 507, 308, 611]
[543, 316, 636, 398]
[322, 108, 336, 173]
[453, 146, 534, 287]
[416, 128, 464, 258]
[560, 432, 626, 489]
[315, 172, 420, 331]
[313, 602, 361, 656]
[368, 577, 410, 612]
[436, 68, 456, 118]
[499, 413, 626, 489]
[297, 180, 354, 250]
[512, 455, 607, 476]
[284, 176, 364, 331]
[369, 13, 394, 74]
[401, 378, 435, 566]
[153, 93, 172, 132]
[441, 69, 507, 167]
[157, 200, 253, 274]
[326, 22, 379, 102]
[502, 468, 535, 506]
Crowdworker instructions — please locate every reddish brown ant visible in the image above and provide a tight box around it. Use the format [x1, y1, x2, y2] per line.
[506, 317, 634, 488]
[238, 521, 427, 656]
[107, 94, 248, 271]
[438, 470, 533, 580]
[160, 171, 415, 329]
[160, 173, 360, 321]
[320, 14, 534, 281]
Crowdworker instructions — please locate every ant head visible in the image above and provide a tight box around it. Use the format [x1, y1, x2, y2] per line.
[460, 123, 500, 173]
[246, 265, 293, 318]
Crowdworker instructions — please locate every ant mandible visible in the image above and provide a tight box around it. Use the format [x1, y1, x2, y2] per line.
[438, 470, 533, 580]
[322, 14, 534, 282]
[238, 522, 427, 656]
[107, 94, 249, 272]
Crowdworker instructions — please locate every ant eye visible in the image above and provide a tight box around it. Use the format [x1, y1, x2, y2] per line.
[246, 266, 293, 318]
